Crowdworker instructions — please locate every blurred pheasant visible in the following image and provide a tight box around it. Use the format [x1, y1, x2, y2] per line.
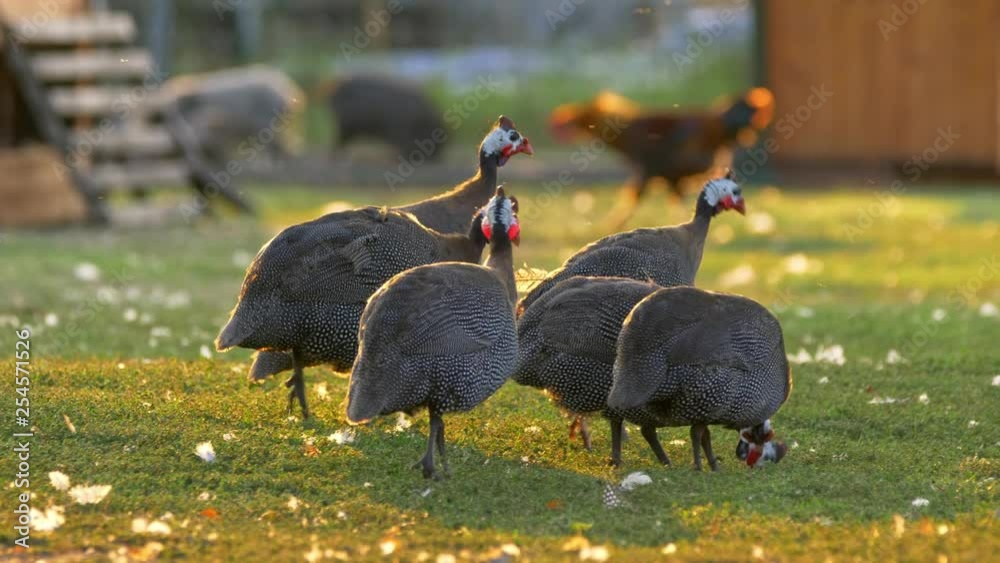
[550, 88, 773, 227]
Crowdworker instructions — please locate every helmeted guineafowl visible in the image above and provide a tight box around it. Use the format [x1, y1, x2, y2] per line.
[607, 286, 791, 470]
[513, 276, 660, 451]
[346, 187, 520, 480]
[251, 115, 533, 384]
[517, 175, 745, 318]
[216, 206, 488, 419]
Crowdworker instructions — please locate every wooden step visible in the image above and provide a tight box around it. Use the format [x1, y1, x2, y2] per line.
[69, 126, 176, 157]
[91, 159, 190, 189]
[7, 13, 136, 46]
[32, 48, 154, 82]
[49, 85, 167, 118]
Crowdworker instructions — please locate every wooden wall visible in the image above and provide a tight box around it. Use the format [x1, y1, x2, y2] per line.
[764, 0, 999, 170]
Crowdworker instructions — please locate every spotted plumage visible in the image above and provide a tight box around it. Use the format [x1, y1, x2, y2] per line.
[607, 287, 792, 470]
[215, 206, 487, 418]
[516, 177, 744, 317]
[513, 276, 661, 450]
[347, 187, 520, 479]
[250, 115, 532, 383]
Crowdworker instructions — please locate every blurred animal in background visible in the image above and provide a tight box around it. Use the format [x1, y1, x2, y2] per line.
[549, 87, 774, 227]
[157, 65, 305, 166]
[322, 75, 448, 160]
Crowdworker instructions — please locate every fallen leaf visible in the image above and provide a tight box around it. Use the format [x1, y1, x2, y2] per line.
[200, 508, 220, 520]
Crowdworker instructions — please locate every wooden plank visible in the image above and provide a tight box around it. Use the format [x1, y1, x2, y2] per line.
[49, 85, 167, 117]
[7, 13, 135, 46]
[32, 48, 154, 82]
[69, 126, 176, 157]
[91, 159, 190, 189]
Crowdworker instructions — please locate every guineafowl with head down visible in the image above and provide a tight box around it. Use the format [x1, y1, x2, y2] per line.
[516, 175, 745, 318]
[607, 287, 791, 470]
[249, 116, 533, 386]
[513, 276, 661, 451]
[347, 187, 521, 480]
[215, 206, 488, 419]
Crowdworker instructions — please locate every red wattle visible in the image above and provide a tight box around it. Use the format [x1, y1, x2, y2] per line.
[481, 223, 492, 240]
[508, 223, 520, 241]
[746, 448, 762, 467]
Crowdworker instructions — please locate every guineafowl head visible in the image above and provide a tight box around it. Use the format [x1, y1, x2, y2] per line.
[699, 175, 746, 216]
[736, 419, 787, 467]
[480, 186, 520, 246]
[481, 116, 533, 167]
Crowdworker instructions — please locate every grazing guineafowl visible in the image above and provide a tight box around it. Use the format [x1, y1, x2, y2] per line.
[347, 187, 520, 479]
[513, 276, 660, 451]
[517, 175, 744, 318]
[607, 287, 791, 470]
[251, 116, 533, 383]
[216, 207, 488, 419]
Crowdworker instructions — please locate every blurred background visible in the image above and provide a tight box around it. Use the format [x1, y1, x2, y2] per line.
[2, 0, 990, 228]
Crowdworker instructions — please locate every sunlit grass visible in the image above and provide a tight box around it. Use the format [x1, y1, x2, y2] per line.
[0, 184, 997, 560]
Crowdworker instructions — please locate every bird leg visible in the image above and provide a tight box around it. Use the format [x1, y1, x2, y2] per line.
[568, 416, 593, 451]
[284, 349, 309, 419]
[640, 425, 671, 466]
[690, 425, 705, 471]
[413, 412, 444, 480]
[434, 413, 450, 477]
[609, 417, 625, 467]
[700, 426, 719, 471]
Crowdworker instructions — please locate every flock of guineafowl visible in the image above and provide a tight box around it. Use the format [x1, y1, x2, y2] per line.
[216, 115, 791, 480]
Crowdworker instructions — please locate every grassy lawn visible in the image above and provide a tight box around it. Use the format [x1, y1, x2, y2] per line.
[1, 183, 997, 561]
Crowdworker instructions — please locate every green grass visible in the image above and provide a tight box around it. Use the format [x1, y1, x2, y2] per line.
[1, 184, 998, 561]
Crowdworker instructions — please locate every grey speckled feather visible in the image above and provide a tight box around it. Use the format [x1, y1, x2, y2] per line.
[345, 188, 519, 479]
[216, 206, 485, 373]
[249, 116, 533, 382]
[514, 276, 660, 416]
[606, 287, 791, 468]
[516, 178, 744, 317]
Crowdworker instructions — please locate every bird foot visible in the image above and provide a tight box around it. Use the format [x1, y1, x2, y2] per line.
[411, 458, 445, 480]
[286, 387, 310, 419]
[569, 417, 593, 451]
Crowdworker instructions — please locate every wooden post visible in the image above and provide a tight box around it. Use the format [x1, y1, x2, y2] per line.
[147, 0, 173, 77]
[233, 0, 262, 63]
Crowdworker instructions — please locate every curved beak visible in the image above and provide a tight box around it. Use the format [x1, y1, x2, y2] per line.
[519, 138, 534, 156]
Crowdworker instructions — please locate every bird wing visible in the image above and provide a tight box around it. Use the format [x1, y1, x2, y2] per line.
[276, 210, 436, 303]
[538, 284, 635, 364]
[634, 288, 754, 371]
[380, 266, 498, 357]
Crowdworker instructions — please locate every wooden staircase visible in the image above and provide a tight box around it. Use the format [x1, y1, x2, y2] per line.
[1, 6, 253, 225]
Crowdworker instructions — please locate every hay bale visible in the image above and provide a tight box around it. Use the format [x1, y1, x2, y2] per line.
[0, 144, 88, 227]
